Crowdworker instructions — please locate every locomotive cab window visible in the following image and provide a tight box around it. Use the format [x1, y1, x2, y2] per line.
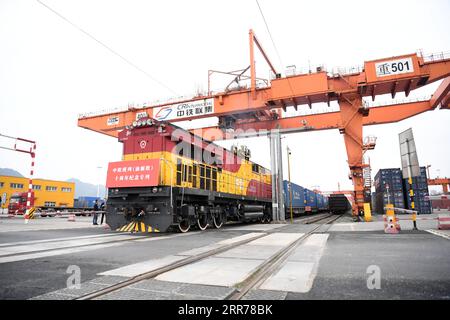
[192, 164, 197, 188]
[212, 167, 217, 191]
[176, 159, 182, 185]
[200, 164, 206, 189]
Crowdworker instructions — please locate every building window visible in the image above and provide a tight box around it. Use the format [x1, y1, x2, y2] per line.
[44, 202, 56, 207]
[61, 187, 72, 192]
[10, 183, 24, 189]
[46, 186, 57, 192]
[32, 185, 41, 190]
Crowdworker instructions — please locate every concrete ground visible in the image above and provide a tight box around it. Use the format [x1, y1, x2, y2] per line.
[0, 213, 449, 300]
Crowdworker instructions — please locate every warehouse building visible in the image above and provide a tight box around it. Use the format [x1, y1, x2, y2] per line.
[0, 175, 75, 209]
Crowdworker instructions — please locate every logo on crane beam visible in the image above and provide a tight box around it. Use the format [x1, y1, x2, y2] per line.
[154, 107, 173, 120]
[153, 98, 214, 121]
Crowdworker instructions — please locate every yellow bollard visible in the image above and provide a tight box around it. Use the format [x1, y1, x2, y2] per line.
[412, 212, 418, 230]
[363, 203, 372, 222]
[385, 204, 395, 216]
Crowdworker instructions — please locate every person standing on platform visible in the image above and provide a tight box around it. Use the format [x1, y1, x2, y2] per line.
[93, 200, 99, 225]
[100, 202, 106, 225]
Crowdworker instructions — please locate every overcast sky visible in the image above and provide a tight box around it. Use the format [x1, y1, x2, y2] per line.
[0, 0, 449, 193]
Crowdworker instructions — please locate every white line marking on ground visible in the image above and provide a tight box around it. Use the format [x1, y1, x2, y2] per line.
[0, 233, 122, 247]
[0, 232, 191, 264]
[425, 229, 450, 240]
[222, 224, 286, 231]
[0, 234, 140, 257]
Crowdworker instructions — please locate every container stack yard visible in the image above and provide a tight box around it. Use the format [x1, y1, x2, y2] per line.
[403, 167, 432, 214]
[373, 167, 431, 215]
[374, 168, 406, 214]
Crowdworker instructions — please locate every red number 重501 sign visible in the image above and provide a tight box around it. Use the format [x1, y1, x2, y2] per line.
[106, 159, 160, 188]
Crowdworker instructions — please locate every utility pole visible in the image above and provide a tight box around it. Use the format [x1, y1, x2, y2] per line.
[287, 146, 293, 223]
[96, 166, 102, 199]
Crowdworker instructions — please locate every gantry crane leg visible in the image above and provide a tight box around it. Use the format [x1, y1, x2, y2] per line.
[338, 95, 366, 217]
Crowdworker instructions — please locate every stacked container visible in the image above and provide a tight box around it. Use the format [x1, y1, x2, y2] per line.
[402, 166, 431, 214]
[373, 168, 405, 215]
[373, 167, 431, 214]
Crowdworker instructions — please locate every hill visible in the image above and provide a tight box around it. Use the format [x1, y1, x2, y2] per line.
[66, 178, 106, 198]
[0, 168, 24, 177]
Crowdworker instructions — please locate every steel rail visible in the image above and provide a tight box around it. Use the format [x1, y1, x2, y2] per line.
[227, 214, 342, 300]
[76, 231, 270, 300]
[76, 213, 340, 300]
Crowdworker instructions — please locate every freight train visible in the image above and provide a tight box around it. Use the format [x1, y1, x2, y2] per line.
[105, 118, 329, 233]
[328, 194, 352, 214]
[282, 180, 329, 215]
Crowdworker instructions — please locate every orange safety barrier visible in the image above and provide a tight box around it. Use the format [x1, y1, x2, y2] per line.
[437, 213, 450, 230]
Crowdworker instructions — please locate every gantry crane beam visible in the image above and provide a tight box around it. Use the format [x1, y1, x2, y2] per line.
[76, 30, 450, 216]
[428, 178, 450, 193]
[77, 55, 450, 138]
[430, 77, 450, 109]
[192, 100, 433, 140]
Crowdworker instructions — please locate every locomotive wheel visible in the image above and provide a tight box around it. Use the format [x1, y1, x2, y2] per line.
[197, 214, 208, 231]
[178, 219, 191, 233]
[263, 214, 272, 223]
[213, 211, 225, 229]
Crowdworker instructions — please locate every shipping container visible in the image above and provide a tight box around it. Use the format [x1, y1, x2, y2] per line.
[317, 194, 324, 210]
[403, 188, 431, 214]
[304, 188, 318, 212]
[282, 181, 305, 214]
[322, 195, 329, 210]
[375, 166, 431, 214]
[402, 166, 428, 190]
[374, 168, 403, 192]
[374, 190, 405, 215]
[74, 196, 103, 209]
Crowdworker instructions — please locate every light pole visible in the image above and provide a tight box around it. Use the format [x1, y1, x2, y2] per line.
[287, 146, 293, 223]
[160, 157, 173, 209]
[96, 166, 102, 199]
[426, 165, 431, 179]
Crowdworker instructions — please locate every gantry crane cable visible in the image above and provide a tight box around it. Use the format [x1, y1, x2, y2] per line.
[255, 0, 296, 100]
[35, 0, 178, 95]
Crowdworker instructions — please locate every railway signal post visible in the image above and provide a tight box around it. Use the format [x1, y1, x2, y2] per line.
[0, 133, 36, 222]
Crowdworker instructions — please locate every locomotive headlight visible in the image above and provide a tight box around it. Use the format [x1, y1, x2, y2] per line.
[152, 187, 158, 193]
[132, 121, 137, 127]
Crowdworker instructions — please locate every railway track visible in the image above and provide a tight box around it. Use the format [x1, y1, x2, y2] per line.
[75, 213, 341, 300]
[228, 214, 341, 300]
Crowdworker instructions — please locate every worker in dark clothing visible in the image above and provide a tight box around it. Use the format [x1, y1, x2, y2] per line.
[93, 200, 99, 225]
[100, 202, 106, 225]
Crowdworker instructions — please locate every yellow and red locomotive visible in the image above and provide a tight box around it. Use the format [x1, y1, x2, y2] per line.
[106, 118, 272, 232]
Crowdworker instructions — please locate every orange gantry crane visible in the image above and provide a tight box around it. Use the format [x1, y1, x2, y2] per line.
[78, 30, 450, 216]
[428, 178, 450, 194]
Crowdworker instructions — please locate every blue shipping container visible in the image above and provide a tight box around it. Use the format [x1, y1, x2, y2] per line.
[75, 196, 103, 208]
[304, 189, 318, 210]
[283, 180, 305, 209]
